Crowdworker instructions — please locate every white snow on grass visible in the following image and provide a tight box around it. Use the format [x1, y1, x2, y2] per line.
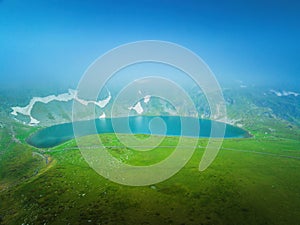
[11, 89, 111, 125]
[129, 102, 143, 114]
[270, 89, 299, 97]
[128, 95, 151, 114]
[144, 95, 151, 103]
[99, 112, 106, 119]
[74, 90, 111, 108]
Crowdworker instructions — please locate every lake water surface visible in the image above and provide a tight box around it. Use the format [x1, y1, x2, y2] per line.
[27, 116, 251, 148]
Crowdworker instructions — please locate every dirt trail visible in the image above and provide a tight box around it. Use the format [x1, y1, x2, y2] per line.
[10, 126, 21, 144]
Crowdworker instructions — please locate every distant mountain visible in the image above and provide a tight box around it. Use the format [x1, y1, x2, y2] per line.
[7, 85, 300, 139]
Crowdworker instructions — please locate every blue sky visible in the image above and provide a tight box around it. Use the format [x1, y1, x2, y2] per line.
[0, 0, 299, 89]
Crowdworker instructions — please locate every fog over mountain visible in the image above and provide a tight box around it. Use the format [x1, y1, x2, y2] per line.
[0, 0, 299, 89]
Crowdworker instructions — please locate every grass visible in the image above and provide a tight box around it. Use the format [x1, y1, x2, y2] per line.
[0, 122, 45, 190]
[0, 131, 300, 224]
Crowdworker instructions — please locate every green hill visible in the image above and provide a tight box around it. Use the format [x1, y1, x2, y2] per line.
[1, 86, 300, 224]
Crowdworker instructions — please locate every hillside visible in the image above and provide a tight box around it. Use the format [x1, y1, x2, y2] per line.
[0, 86, 299, 224]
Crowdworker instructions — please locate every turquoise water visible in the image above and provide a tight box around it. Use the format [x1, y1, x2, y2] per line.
[27, 116, 251, 148]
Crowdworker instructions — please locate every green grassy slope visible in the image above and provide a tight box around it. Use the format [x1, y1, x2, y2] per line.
[0, 121, 45, 191]
[1, 133, 300, 225]
[1, 86, 300, 224]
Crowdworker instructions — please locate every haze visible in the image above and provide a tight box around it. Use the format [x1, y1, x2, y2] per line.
[0, 0, 299, 89]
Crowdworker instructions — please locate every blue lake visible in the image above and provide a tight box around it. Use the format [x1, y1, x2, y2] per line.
[27, 116, 251, 148]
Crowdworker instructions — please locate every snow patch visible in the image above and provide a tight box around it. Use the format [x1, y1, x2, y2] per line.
[99, 112, 106, 119]
[11, 89, 112, 125]
[270, 89, 299, 97]
[144, 95, 151, 104]
[74, 91, 111, 108]
[129, 102, 143, 114]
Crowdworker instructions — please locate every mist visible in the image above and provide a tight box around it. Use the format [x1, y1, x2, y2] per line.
[0, 0, 299, 90]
